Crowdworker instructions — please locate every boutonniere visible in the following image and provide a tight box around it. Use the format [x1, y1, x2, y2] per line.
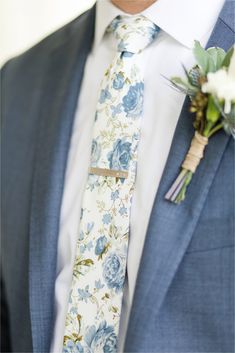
[165, 41, 235, 204]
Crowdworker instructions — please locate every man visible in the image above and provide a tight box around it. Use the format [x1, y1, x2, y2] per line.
[1, 0, 234, 352]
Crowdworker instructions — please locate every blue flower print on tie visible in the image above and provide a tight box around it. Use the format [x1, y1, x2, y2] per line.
[113, 72, 125, 90]
[84, 321, 117, 353]
[102, 213, 112, 225]
[117, 40, 125, 52]
[111, 103, 123, 118]
[111, 190, 119, 201]
[103, 253, 125, 292]
[123, 82, 144, 118]
[107, 139, 131, 171]
[95, 279, 105, 290]
[80, 244, 86, 254]
[88, 175, 99, 191]
[80, 240, 93, 254]
[87, 222, 94, 234]
[95, 236, 108, 256]
[107, 15, 121, 32]
[99, 86, 111, 104]
[148, 24, 160, 41]
[69, 306, 78, 315]
[119, 206, 127, 216]
[77, 285, 91, 303]
[91, 140, 101, 166]
[121, 51, 134, 58]
[63, 339, 84, 353]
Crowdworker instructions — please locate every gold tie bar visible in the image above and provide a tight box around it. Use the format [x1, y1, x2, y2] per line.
[89, 167, 128, 179]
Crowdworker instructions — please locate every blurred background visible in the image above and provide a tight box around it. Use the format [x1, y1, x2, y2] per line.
[0, 0, 96, 66]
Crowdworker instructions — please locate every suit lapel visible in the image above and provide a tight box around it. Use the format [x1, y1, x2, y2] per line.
[125, 1, 235, 349]
[29, 7, 95, 353]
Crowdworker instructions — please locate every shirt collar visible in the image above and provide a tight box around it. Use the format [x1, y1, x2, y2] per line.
[94, 0, 225, 52]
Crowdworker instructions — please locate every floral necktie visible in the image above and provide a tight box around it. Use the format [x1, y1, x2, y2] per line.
[63, 15, 160, 353]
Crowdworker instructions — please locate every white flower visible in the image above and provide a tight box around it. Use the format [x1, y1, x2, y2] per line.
[202, 46, 235, 114]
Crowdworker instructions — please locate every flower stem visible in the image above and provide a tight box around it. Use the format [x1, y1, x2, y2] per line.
[165, 169, 187, 201]
[207, 123, 223, 138]
[165, 169, 193, 204]
[203, 121, 214, 137]
[175, 171, 193, 204]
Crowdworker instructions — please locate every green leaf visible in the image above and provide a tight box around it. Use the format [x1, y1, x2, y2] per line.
[193, 40, 210, 74]
[171, 77, 189, 88]
[207, 47, 226, 71]
[222, 46, 235, 67]
[206, 49, 216, 72]
[171, 77, 197, 91]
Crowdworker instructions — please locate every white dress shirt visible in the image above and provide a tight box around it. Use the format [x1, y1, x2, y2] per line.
[50, 0, 225, 352]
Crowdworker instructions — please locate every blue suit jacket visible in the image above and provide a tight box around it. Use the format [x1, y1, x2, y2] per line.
[1, 2, 234, 352]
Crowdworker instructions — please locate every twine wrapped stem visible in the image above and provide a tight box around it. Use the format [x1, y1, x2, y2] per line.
[182, 132, 208, 173]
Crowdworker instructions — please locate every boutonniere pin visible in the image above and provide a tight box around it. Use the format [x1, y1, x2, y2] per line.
[165, 41, 235, 204]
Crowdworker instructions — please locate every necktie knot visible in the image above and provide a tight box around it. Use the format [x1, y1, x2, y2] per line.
[107, 15, 160, 54]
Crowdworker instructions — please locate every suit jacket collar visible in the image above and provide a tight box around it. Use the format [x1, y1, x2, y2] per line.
[124, 0, 235, 350]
